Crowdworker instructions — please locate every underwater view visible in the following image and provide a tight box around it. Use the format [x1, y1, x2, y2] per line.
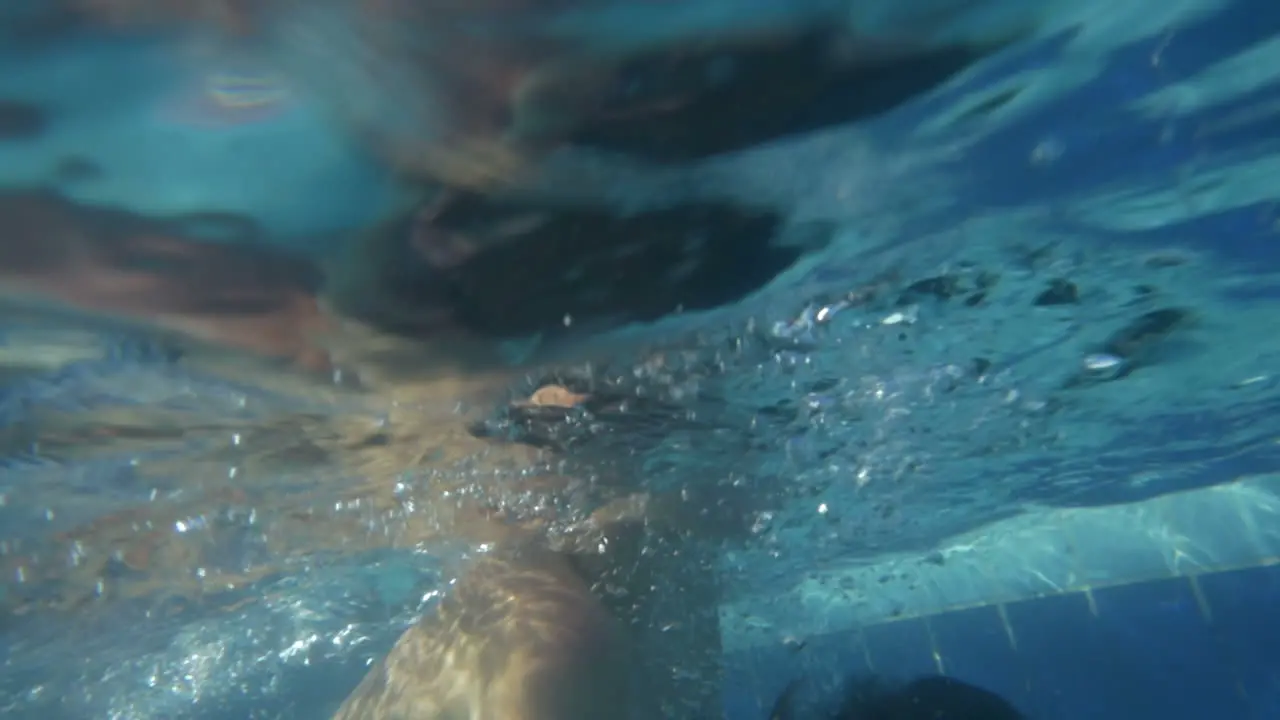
[1, 0, 1279, 717]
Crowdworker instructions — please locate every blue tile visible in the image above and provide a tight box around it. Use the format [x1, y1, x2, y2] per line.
[1198, 565, 1280, 716]
[929, 605, 1030, 712]
[862, 618, 938, 681]
[791, 627, 874, 682]
[1004, 591, 1119, 720]
[722, 670, 769, 720]
[723, 645, 792, 720]
[727, 570, 1275, 719]
[1091, 577, 1247, 718]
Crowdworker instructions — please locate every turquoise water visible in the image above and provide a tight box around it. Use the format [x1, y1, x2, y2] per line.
[1, 0, 1279, 717]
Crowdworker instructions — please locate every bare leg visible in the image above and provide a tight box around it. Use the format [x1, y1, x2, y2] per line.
[330, 540, 630, 720]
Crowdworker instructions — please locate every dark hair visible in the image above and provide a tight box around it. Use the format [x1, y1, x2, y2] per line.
[770, 674, 1028, 720]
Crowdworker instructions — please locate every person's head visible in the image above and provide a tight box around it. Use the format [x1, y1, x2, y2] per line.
[770, 673, 1027, 720]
